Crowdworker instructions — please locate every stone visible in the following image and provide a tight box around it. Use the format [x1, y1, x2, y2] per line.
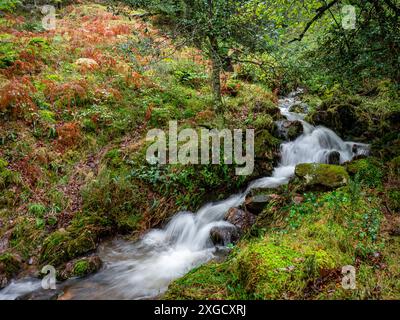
[16, 289, 64, 300]
[326, 151, 340, 165]
[275, 120, 303, 141]
[210, 225, 240, 246]
[289, 102, 308, 114]
[224, 208, 256, 231]
[58, 255, 102, 280]
[75, 58, 99, 70]
[295, 163, 349, 190]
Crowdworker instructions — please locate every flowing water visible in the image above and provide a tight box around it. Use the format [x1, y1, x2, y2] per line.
[0, 89, 369, 300]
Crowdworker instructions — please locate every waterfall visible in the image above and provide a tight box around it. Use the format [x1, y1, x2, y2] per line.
[0, 90, 369, 300]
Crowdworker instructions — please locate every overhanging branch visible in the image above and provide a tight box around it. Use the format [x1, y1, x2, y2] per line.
[289, 0, 340, 43]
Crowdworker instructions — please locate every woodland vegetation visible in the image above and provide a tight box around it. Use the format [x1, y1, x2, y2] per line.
[0, 0, 399, 299]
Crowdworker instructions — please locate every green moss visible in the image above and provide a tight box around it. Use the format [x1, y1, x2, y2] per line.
[253, 114, 275, 131]
[39, 214, 109, 266]
[0, 157, 21, 191]
[165, 188, 387, 300]
[165, 262, 236, 300]
[345, 158, 383, 187]
[254, 129, 281, 159]
[295, 163, 349, 189]
[73, 260, 90, 277]
[233, 239, 306, 299]
[0, 252, 20, 277]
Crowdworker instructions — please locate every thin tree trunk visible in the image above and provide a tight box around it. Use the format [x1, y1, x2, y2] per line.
[209, 36, 222, 111]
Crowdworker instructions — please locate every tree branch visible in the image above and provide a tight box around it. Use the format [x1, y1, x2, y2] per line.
[289, 0, 340, 43]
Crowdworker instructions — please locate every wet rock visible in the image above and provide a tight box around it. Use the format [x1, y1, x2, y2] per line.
[289, 102, 308, 114]
[295, 163, 349, 190]
[58, 255, 102, 281]
[275, 120, 303, 141]
[224, 208, 256, 231]
[245, 190, 271, 215]
[326, 151, 340, 165]
[352, 143, 370, 157]
[16, 289, 64, 300]
[210, 226, 240, 246]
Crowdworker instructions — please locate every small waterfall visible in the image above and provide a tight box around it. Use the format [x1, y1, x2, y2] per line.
[0, 90, 369, 300]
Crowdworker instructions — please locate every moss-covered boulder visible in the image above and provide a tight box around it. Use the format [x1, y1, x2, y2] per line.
[251, 99, 282, 120]
[275, 120, 303, 141]
[306, 96, 365, 139]
[232, 239, 335, 298]
[58, 255, 102, 280]
[0, 252, 21, 288]
[254, 129, 281, 175]
[289, 102, 308, 114]
[295, 163, 349, 190]
[40, 228, 98, 267]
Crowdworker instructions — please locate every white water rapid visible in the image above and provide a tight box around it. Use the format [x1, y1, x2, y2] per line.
[0, 89, 369, 300]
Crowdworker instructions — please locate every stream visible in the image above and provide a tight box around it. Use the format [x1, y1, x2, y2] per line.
[0, 89, 369, 300]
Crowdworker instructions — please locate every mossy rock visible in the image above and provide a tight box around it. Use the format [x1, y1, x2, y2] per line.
[254, 129, 281, 159]
[251, 99, 281, 120]
[232, 240, 306, 298]
[58, 255, 102, 280]
[165, 262, 233, 300]
[40, 228, 98, 267]
[306, 96, 365, 139]
[289, 102, 308, 114]
[253, 129, 281, 176]
[0, 252, 21, 288]
[295, 163, 349, 190]
[275, 120, 303, 141]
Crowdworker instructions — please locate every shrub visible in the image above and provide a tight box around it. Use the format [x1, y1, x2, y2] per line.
[56, 122, 81, 148]
[0, 76, 37, 117]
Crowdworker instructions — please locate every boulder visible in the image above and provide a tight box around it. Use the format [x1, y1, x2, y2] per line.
[306, 97, 366, 139]
[326, 151, 340, 165]
[289, 102, 308, 114]
[224, 208, 256, 231]
[295, 163, 349, 190]
[254, 129, 281, 175]
[210, 226, 240, 246]
[275, 120, 303, 141]
[244, 189, 272, 214]
[75, 58, 99, 70]
[16, 289, 64, 300]
[58, 255, 102, 281]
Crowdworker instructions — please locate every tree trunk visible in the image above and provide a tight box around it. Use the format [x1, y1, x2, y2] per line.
[209, 36, 222, 111]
